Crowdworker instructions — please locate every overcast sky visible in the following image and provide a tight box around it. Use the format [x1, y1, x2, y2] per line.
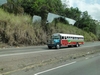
[62, 0, 100, 20]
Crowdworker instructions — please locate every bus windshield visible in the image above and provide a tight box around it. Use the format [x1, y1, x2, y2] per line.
[52, 36, 60, 39]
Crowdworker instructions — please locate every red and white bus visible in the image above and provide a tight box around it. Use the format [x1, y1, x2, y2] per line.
[47, 33, 84, 49]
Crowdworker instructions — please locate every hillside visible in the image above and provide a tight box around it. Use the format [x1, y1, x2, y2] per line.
[0, 8, 98, 47]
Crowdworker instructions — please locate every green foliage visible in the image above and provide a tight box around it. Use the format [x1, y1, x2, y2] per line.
[63, 7, 98, 35]
[54, 17, 69, 26]
[1, 0, 67, 24]
[0, 8, 98, 46]
[47, 22, 97, 42]
[1, 0, 24, 14]
[1, 0, 99, 43]
[0, 8, 36, 46]
[64, 7, 81, 21]
[74, 11, 97, 34]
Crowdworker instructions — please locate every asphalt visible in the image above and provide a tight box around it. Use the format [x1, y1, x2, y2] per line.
[0, 41, 100, 75]
[35, 54, 100, 75]
[0, 41, 100, 56]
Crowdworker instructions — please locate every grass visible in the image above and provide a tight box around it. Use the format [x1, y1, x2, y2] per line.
[0, 8, 98, 47]
[46, 22, 98, 41]
[0, 68, 3, 71]
[0, 8, 36, 46]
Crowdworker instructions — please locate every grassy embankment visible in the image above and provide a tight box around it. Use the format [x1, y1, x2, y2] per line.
[0, 8, 98, 47]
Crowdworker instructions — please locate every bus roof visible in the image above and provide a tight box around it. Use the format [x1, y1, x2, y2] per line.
[53, 33, 84, 38]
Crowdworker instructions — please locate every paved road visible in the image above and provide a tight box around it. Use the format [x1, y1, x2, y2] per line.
[35, 54, 100, 75]
[0, 41, 99, 75]
[0, 41, 100, 56]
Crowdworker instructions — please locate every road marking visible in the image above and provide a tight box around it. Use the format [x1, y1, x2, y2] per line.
[0, 47, 84, 57]
[34, 61, 76, 75]
[0, 45, 92, 57]
[0, 50, 56, 57]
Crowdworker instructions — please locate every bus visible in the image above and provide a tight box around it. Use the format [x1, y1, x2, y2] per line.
[47, 33, 84, 49]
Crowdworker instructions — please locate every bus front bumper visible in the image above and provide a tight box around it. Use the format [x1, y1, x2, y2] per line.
[47, 44, 56, 47]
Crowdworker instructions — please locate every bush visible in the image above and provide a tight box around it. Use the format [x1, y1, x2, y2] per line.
[0, 8, 36, 46]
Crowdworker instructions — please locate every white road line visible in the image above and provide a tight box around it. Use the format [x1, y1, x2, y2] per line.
[34, 61, 76, 75]
[0, 46, 89, 57]
[0, 50, 56, 57]
[0, 47, 84, 57]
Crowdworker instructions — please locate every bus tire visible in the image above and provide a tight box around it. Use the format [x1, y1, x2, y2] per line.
[48, 46, 52, 49]
[76, 43, 79, 47]
[56, 44, 60, 49]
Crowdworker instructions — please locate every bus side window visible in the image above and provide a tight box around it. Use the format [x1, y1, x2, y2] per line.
[67, 36, 70, 39]
[62, 36, 64, 39]
[67, 36, 69, 39]
[70, 37, 72, 39]
[65, 36, 67, 39]
[76, 37, 78, 39]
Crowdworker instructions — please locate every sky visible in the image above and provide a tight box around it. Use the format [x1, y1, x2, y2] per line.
[0, 0, 7, 5]
[62, 0, 100, 20]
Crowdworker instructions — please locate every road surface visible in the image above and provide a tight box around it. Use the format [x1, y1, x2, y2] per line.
[0, 41, 100, 75]
[35, 54, 100, 75]
[0, 41, 100, 56]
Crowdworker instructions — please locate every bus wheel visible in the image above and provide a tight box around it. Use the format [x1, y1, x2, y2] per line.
[56, 44, 60, 49]
[48, 46, 52, 49]
[76, 43, 79, 47]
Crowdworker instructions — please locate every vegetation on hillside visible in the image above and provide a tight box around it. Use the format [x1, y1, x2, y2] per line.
[0, 0, 99, 46]
[0, 8, 36, 46]
[2, 0, 99, 34]
[0, 8, 97, 46]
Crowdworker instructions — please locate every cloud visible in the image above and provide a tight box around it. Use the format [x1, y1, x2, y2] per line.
[62, 0, 100, 20]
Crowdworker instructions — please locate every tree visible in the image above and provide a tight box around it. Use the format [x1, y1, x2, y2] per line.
[64, 7, 81, 21]
[74, 11, 97, 34]
[2, 0, 24, 14]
